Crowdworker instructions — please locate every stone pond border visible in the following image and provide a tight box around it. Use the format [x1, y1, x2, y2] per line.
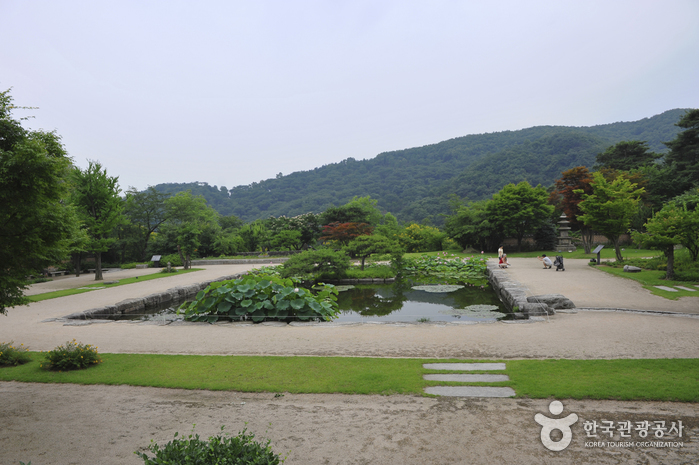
[63, 273, 247, 320]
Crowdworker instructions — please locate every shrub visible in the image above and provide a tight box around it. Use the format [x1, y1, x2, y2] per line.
[42, 339, 102, 371]
[121, 262, 150, 269]
[0, 341, 32, 366]
[397, 224, 445, 253]
[279, 248, 350, 279]
[136, 426, 284, 465]
[179, 274, 339, 323]
[345, 264, 395, 280]
[160, 253, 183, 267]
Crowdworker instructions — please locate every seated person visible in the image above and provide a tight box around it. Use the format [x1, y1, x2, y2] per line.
[538, 254, 553, 269]
[499, 254, 510, 268]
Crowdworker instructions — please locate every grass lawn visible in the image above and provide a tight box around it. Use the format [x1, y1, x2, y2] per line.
[1, 354, 697, 402]
[26, 268, 203, 302]
[406, 248, 660, 261]
[592, 265, 699, 300]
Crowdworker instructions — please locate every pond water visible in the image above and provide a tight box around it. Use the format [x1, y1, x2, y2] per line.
[113, 280, 508, 323]
[334, 280, 508, 323]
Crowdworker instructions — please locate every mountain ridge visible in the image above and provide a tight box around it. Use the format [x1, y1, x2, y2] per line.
[153, 108, 690, 225]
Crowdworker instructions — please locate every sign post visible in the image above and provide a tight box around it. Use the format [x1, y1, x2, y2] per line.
[592, 245, 604, 265]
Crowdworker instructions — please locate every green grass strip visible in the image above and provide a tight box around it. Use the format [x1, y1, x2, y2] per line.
[1, 355, 697, 402]
[592, 265, 699, 300]
[406, 248, 659, 261]
[507, 359, 699, 402]
[26, 268, 203, 302]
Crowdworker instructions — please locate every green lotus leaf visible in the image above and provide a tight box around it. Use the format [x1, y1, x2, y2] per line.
[217, 301, 233, 313]
[251, 308, 266, 322]
[308, 300, 322, 312]
[241, 299, 253, 308]
[289, 299, 306, 310]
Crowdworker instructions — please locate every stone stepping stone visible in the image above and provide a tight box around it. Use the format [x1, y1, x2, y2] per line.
[424, 374, 509, 382]
[674, 286, 696, 292]
[424, 386, 515, 397]
[423, 363, 506, 371]
[655, 286, 678, 292]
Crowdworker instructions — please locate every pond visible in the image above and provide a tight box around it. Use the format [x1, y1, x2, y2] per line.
[110, 280, 508, 324]
[334, 280, 509, 323]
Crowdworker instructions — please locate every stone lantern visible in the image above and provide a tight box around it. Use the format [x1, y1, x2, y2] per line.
[556, 213, 576, 252]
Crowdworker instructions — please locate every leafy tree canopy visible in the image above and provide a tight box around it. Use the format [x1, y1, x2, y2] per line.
[70, 161, 123, 280]
[0, 89, 77, 313]
[576, 172, 645, 261]
[632, 203, 698, 279]
[485, 181, 554, 252]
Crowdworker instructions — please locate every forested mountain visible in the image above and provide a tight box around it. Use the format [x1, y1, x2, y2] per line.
[153, 108, 689, 225]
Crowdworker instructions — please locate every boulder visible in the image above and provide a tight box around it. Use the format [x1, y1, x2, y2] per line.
[527, 294, 575, 309]
[521, 302, 552, 316]
[623, 265, 642, 273]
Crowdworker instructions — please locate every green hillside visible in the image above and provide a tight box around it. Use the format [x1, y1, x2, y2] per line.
[153, 108, 689, 225]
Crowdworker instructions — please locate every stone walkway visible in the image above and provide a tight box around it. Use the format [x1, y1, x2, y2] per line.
[655, 285, 699, 292]
[423, 362, 515, 398]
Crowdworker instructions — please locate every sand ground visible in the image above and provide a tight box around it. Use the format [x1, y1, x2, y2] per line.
[1, 259, 698, 464]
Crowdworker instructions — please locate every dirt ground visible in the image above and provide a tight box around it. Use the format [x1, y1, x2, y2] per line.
[1, 261, 698, 464]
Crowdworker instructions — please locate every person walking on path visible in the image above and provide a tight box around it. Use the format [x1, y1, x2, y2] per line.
[498, 246, 504, 259]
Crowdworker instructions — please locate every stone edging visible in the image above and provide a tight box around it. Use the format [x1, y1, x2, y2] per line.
[575, 307, 699, 319]
[485, 262, 530, 313]
[63, 273, 247, 320]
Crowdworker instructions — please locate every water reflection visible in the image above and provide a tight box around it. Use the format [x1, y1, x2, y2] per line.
[335, 279, 508, 323]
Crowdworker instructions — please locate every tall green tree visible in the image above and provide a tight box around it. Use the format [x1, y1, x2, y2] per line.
[664, 109, 699, 193]
[445, 199, 502, 252]
[632, 204, 696, 280]
[71, 161, 123, 280]
[576, 172, 645, 261]
[123, 186, 171, 261]
[594, 140, 661, 171]
[485, 181, 554, 252]
[0, 89, 77, 313]
[161, 191, 220, 267]
[669, 188, 699, 261]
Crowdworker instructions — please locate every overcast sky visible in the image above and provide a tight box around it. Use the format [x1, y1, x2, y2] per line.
[2, 1, 698, 192]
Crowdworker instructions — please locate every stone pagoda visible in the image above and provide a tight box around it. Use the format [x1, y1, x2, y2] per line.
[556, 213, 576, 252]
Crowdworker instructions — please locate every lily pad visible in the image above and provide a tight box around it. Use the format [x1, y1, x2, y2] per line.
[334, 285, 356, 292]
[439, 304, 503, 319]
[411, 284, 464, 293]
